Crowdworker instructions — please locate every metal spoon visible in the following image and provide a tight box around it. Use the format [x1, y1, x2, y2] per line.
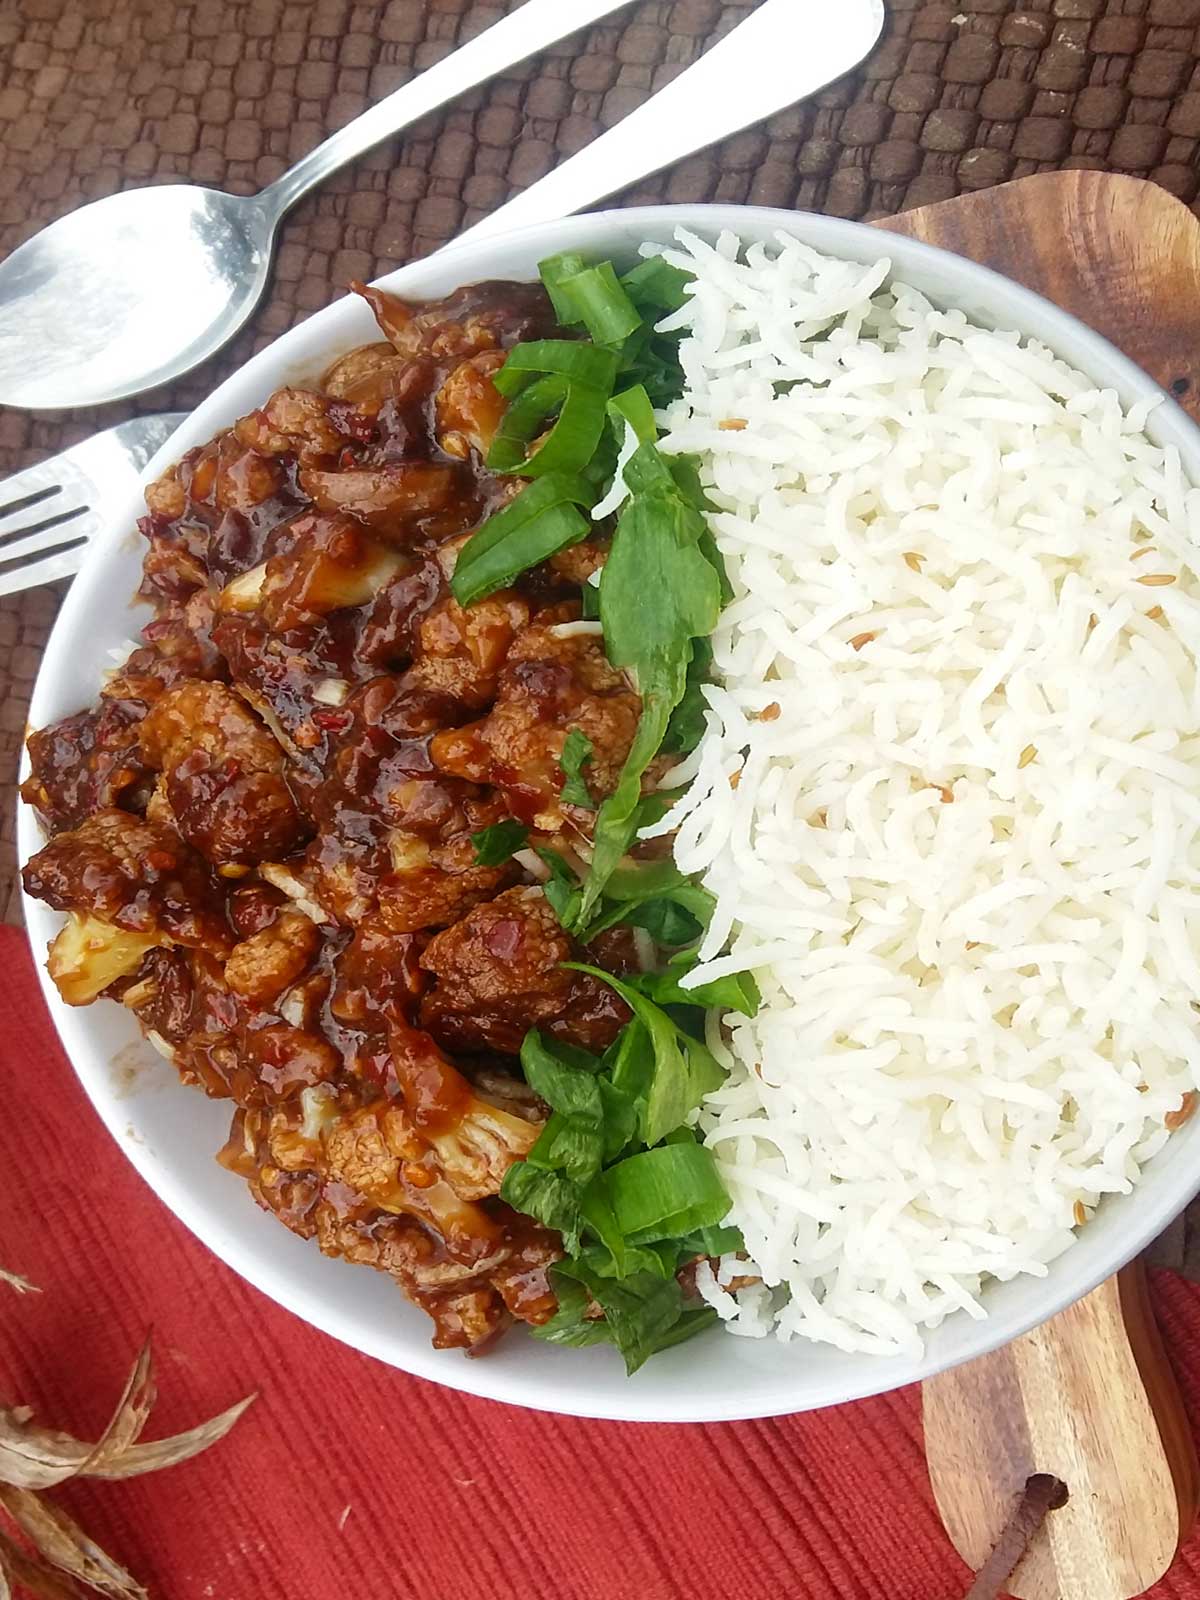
[0, 0, 637, 413]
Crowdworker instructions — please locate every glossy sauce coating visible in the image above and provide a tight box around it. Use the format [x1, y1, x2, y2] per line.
[21, 279, 640, 1352]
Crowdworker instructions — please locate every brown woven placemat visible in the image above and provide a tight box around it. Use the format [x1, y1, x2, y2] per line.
[3, 0, 1200, 1267]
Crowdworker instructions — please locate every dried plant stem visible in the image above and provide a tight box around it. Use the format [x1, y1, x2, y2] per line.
[0, 1336, 254, 1599]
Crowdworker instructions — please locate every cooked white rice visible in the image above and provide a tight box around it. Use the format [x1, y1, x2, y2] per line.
[645, 227, 1200, 1357]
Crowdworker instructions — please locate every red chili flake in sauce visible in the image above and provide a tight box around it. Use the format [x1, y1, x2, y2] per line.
[484, 918, 524, 961]
[312, 708, 354, 734]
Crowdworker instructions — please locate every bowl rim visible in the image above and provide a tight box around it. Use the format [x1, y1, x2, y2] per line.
[18, 200, 1200, 1422]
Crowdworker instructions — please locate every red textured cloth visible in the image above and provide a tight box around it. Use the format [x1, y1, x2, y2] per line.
[5, 924, 1200, 1600]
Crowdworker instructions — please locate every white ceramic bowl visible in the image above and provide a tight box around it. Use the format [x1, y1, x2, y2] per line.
[20, 204, 1200, 1422]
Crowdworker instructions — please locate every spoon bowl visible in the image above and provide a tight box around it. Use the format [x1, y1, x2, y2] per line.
[0, 186, 274, 410]
[0, 0, 648, 413]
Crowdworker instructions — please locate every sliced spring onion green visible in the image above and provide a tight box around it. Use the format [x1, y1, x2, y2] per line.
[662, 635, 713, 755]
[645, 1304, 718, 1354]
[521, 1030, 605, 1104]
[520, 1032, 608, 1187]
[579, 1181, 629, 1277]
[534, 845, 583, 929]
[620, 255, 694, 314]
[492, 339, 621, 395]
[487, 343, 621, 479]
[487, 373, 611, 479]
[621, 897, 706, 947]
[583, 858, 715, 944]
[532, 1264, 715, 1371]
[630, 955, 761, 1018]
[500, 1163, 585, 1255]
[538, 251, 591, 322]
[558, 261, 643, 345]
[678, 1221, 744, 1258]
[607, 383, 658, 447]
[602, 1141, 730, 1243]
[551, 1263, 692, 1375]
[573, 451, 722, 925]
[449, 472, 591, 606]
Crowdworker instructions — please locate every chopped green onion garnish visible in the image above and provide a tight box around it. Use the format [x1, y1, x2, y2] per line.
[608, 383, 658, 446]
[620, 255, 694, 313]
[564, 963, 724, 1147]
[487, 373, 611, 479]
[602, 1141, 730, 1243]
[558, 261, 643, 345]
[449, 472, 591, 606]
[538, 251, 592, 322]
[493, 339, 621, 395]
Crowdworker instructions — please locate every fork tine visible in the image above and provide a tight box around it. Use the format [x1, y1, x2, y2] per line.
[0, 460, 78, 528]
[0, 449, 95, 589]
[0, 482, 61, 521]
[0, 506, 98, 565]
[0, 410, 188, 597]
[0, 536, 89, 596]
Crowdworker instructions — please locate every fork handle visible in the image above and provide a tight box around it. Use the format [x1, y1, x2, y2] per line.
[255, 0, 636, 222]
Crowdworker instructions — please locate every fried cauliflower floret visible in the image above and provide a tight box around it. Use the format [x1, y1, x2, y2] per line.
[213, 436, 285, 513]
[353, 279, 557, 361]
[322, 1100, 506, 1265]
[299, 462, 468, 541]
[48, 914, 160, 1006]
[313, 1206, 512, 1351]
[424, 1099, 542, 1203]
[387, 1018, 542, 1200]
[21, 702, 151, 833]
[24, 809, 234, 1007]
[401, 588, 530, 711]
[23, 809, 232, 954]
[254, 512, 405, 633]
[321, 341, 412, 404]
[328, 913, 426, 1029]
[224, 909, 319, 1005]
[138, 679, 308, 867]
[429, 619, 640, 831]
[232, 386, 372, 465]
[434, 350, 508, 459]
[144, 465, 187, 519]
[376, 859, 513, 935]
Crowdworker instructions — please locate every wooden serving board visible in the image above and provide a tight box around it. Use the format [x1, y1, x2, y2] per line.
[875, 172, 1200, 1599]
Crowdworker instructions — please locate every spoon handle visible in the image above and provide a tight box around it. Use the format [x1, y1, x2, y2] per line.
[256, 0, 638, 222]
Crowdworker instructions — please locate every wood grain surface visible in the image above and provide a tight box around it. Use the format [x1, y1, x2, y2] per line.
[877, 169, 1200, 412]
[924, 1267, 1200, 1600]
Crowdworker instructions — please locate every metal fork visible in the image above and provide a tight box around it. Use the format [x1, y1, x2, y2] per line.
[0, 413, 184, 597]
